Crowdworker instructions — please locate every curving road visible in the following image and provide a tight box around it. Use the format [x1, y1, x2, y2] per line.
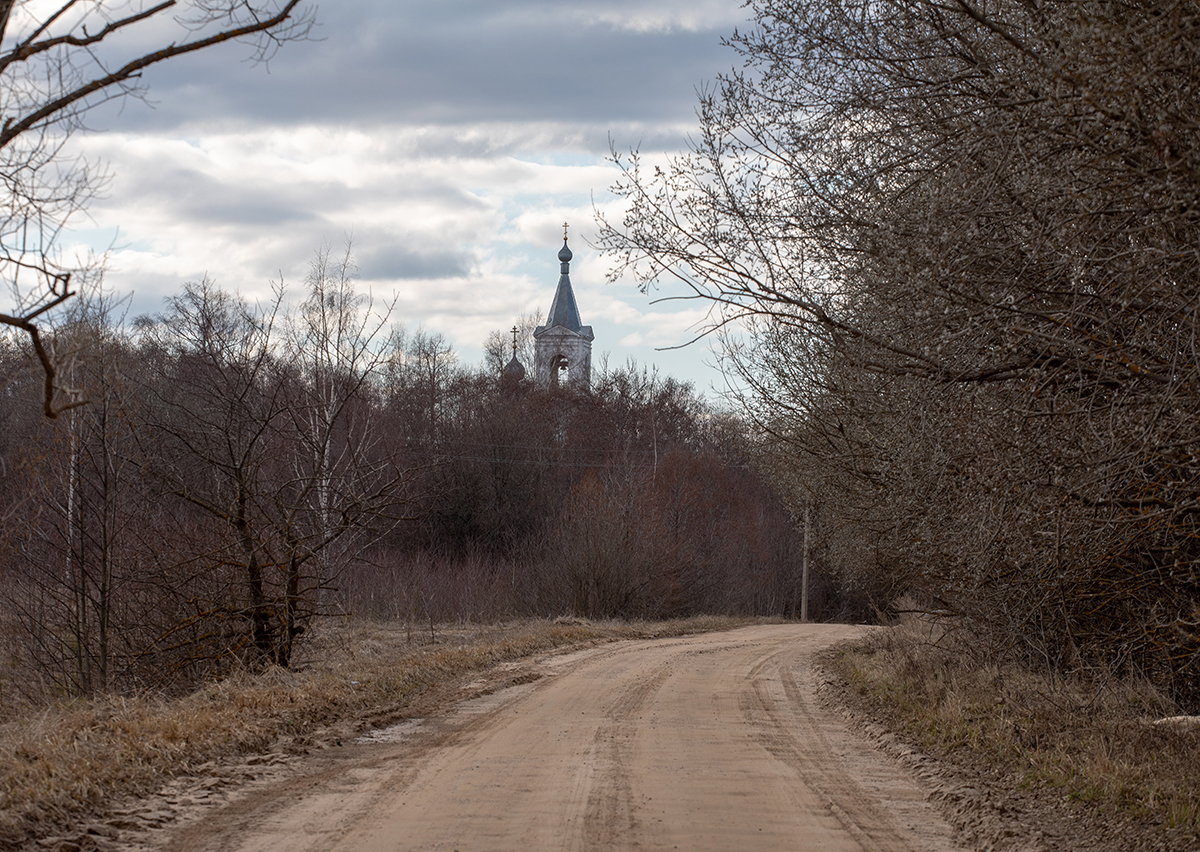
[159, 624, 964, 852]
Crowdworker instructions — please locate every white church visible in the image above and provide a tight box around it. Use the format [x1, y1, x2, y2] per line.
[503, 227, 594, 391]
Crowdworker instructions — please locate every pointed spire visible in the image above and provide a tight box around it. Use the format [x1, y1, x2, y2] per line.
[545, 226, 583, 332]
[533, 228, 594, 391]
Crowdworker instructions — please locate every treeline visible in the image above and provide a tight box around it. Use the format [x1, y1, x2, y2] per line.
[0, 250, 826, 700]
[602, 1, 1200, 709]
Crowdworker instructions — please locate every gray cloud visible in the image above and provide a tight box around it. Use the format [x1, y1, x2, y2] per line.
[357, 244, 472, 280]
[113, 163, 332, 227]
[65, 1, 744, 391]
[187, 198, 319, 227]
[93, 0, 740, 134]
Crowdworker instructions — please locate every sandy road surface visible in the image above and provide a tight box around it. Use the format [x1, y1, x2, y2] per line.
[157, 624, 964, 852]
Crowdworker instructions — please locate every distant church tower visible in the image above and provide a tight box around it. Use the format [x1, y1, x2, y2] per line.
[533, 225, 593, 391]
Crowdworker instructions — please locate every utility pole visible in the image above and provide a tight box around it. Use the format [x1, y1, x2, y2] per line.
[801, 501, 812, 622]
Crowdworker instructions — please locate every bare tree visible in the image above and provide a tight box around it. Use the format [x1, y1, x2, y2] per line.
[280, 243, 402, 627]
[387, 329, 457, 447]
[6, 300, 149, 696]
[134, 259, 413, 672]
[483, 311, 541, 375]
[600, 2, 1200, 703]
[0, 0, 313, 416]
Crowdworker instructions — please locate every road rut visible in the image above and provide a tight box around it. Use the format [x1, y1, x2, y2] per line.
[156, 624, 964, 852]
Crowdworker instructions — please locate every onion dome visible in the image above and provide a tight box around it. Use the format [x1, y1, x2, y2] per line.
[545, 235, 583, 332]
[502, 356, 526, 382]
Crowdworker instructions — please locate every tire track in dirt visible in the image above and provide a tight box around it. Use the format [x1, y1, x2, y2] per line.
[578, 658, 672, 850]
[740, 642, 931, 851]
[141, 625, 966, 852]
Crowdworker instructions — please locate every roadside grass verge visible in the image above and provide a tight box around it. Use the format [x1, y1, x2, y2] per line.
[0, 615, 758, 847]
[829, 614, 1200, 840]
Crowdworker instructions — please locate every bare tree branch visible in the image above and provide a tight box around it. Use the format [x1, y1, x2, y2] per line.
[0, 0, 313, 416]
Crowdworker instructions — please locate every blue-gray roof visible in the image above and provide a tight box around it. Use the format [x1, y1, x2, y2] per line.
[545, 239, 583, 331]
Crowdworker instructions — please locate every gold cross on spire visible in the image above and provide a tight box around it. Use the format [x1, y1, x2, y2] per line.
[563, 221, 569, 241]
[511, 325, 518, 358]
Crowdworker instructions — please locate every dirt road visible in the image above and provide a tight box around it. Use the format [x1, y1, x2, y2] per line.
[156, 624, 964, 852]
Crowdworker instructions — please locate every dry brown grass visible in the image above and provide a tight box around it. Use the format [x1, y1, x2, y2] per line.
[0, 614, 758, 848]
[829, 612, 1200, 841]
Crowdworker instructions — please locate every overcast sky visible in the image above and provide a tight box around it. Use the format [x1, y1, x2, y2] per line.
[61, 0, 750, 391]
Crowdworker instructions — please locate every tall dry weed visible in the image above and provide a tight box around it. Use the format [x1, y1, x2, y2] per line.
[832, 610, 1200, 837]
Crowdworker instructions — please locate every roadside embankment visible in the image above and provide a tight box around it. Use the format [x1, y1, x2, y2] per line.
[826, 616, 1200, 851]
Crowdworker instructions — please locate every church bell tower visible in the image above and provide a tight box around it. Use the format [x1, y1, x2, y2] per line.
[533, 224, 593, 391]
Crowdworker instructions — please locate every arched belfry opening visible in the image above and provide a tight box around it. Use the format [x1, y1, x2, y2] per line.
[533, 224, 593, 392]
[549, 353, 570, 387]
